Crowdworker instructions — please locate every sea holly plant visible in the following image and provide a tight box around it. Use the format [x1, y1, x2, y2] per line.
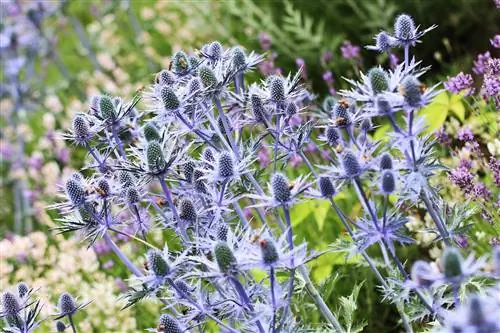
[3, 12, 498, 333]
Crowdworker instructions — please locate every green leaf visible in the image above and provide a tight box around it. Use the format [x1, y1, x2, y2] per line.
[449, 93, 465, 121]
[290, 200, 313, 226]
[313, 200, 331, 231]
[419, 91, 449, 132]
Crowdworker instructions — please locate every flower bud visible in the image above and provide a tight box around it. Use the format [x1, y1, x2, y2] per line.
[146, 141, 166, 172]
[147, 250, 169, 276]
[2, 292, 20, 315]
[72, 114, 90, 141]
[401, 75, 421, 107]
[251, 94, 267, 122]
[157, 314, 183, 333]
[99, 95, 116, 121]
[216, 223, 228, 241]
[368, 67, 389, 94]
[178, 198, 197, 223]
[232, 46, 246, 70]
[325, 126, 340, 146]
[214, 242, 237, 273]
[143, 122, 161, 142]
[198, 65, 218, 88]
[442, 247, 463, 279]
[319, 177, 335, 197]
[375, 31, 393, 52]
[342, 150, 361, 177]
[160, 86, 180, 110]
[380, 170, 396, 194]
[394, 14, 415, 41]
[56, 321, 66, 332]
[17, 282, 29, 298]
[271, 173, 291, 203]
[269, 76, 286, 102]
[58, 292, 77, 315]
[260, 238, 279, 264]
[379, 153, 393, 170]
[217, 151, 235, 179]
[183, 160, 195, 183]
[172, 51, 190, 74]
[156, 70, 175, 86]
[66, 177, 86, 206]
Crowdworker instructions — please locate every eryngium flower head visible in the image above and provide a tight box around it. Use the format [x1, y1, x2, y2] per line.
[99, 95, 116, 121]
[202, 147, 215, 163]
[97, 178, 111, 197]
[467, 295, 485, 326]
[333, 100, 351, 126]
[214, 242, 237, 273]
[187, 77, 202, 95]
[216, 223, 228, 241]
[380, 170, 396, 194]
[319, 177, 335, 197]
[2, 292, 20, 315]
[171, 51, 190, 74]
[325, 126, 341, 146]
[260, 238, 279, 264]
[251, 94, 267, 122]
[379, 153, 393, 170]
[376, 95, 392, 114]
[360, 118, 372, 132]
[156, 70, 176, 85]
[271, 173, 291, 204]
[323, 96, 337, 112]
[160, 86, 180, 110]
[394, 14, 415, 42]
[56, 321, 66, 332]
[58, 292, 77, 315]
[198, 65, 218, 88]
[118, 171, 135, 187]
[178, 198, 197, 222]
[147, 250, 169, 276]
[269, 76, 286, 102]
[174, 280, 192, 295]
[341, 150, 361, 177]
[17, 282, 29, 299]
[368, 67, 389, 94]
[232, 46, 246, 70]
[126, 187, 140, 205]
[157, 314, 183, 333]
[183, 160, 195, 182]
[66, 176, 86, 206]
[442, 247, 463, 279]
[217, 151, 234, 179]
[193, 170, 207, 193]
[72, 114, 91, 144]
[400, 75, 422, 107]
[146, 141, 166, 172]
[375, 31, 392, 52]
[143, 122, 161, 142]
[285, 102, 298, 116]
[209, 41, 223, 60]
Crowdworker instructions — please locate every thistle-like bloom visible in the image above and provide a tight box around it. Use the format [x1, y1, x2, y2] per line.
[392, 14, 436, 48]
[366, 31, 395, 52]
[54, 292, 90, 320]
[248, 173, 309, 209]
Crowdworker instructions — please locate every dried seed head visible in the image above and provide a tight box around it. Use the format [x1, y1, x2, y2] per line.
[375, 31, 392, 52]
[342, 150, 361, 177]
[401, 75, 421, 107]
[217, 151, 235, 179]
[325, 126, 340, 146]
[2, 292, 20, 315]
[99, 95, 116, 121]
[193, 169, 207, 193]
[183, 160, 195, 183]
[216, 223, 228, 241]
[394, 14, 415, 41]
[442, 247, 463, 279]
[156, 70, 176, 86]
[380, 170, 396, 194]
[66, 176, 86, 206]
[172, 51, 190, 73]
[58, 292, 77, 315]
[376, 95, 391, 114]
[160, 86, 180, 110]
[198, 65, 218, 88]
[209, 41, 223, 60]
[157, 314, 183, 333]
[178, 198, 197, 222]
[319, 177, 335, 197]
[269, 76, 286, 102]
[17, 282, 29, 298]
[118, 171, 135, 188]
[379, 153, 393, 170]
[147, 250, 169, 276]
[231, 46, 246, 70]
[126, 187, 140, 205]
[251, 94, 267, 122]
[143, 122, 161, 142]
[260, 238, 279, 264]
[214, 242, 237, 273]
[368, 67, 389, 94]
[146, 141, 166, 172]
[56, 321, 66, 332]
[271, 173, 291, 203]
[285, 102, 298, 116]
[72, 114, 90, 141]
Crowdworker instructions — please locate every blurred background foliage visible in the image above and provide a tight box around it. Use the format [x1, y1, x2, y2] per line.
[1, 1, 498, 332]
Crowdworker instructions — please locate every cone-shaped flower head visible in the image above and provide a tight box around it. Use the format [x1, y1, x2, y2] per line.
[342, 150, 361, 177]
[143, 122, 161, 142]
[17, 282, 29, 298]
[146, 141, 166, 172]
[260, 238, 279, 265]
[214, 242, 237, 273]
[178, 198, 197, 223]
[442, 247, 463, 279]
[97, 178, 110, 197]
[368, 67, 389, 94]
[174, 280, 191, 295]
[251, 94, 267, 122]
[58, 292, 77, 315]
[360, 118, 372, 132]
[56, 321, 66, 332]
[333, 100, 351, 126]
[269, 76, 286, 102]
[379, 153, 393, 170]
[323, 96, 337, 112]
[394, 14, 416, 42]
[319, 177, 336, 197]
[375, 31, 392, 52]
[376, 95, 392, 114]
[126, 187, 140, 205]
[380, 170, 396, 194]
[156, 70, 176, 86]
[193, 170, 207, 193]
[66, 176, 86, 206]
[172, 51, 190, 74]
[467, 295, 485, 326]
[325, 126, 341, 147]
[232, 46, 246, 70]
[157, 314, 183, 333]
[271, 173, 291, 204]
[72, 114, 90, 142]
[147, 250, 169, 277]
[209, 41, 223, 60]
[217, 151, 234, 179]
[216, 223, 228, 241]
[118, 171, 135, 188]
[183, 160, 195, 183]
[285, 102, 298, 116]
[187, 77, 202, 95]
[198, 65, 218, 88]
[160, 86, 180, 110]
[401, 75, 422, 107]
[2, 292, 20, 315]
[99, 95, 116, 121]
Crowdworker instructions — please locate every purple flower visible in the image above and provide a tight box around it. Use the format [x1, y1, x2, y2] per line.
[289, 153, 302, 168]
[321, 51, 333, 65]
[457, 127, 474, 142]
[491, 34, 500, 48]
[103, 260, 115, 269]
[389, 52, 399, 69]
[435, 127, 451, 146]
[340, 40, 361, 60]
[258, 146, 271, 168]
[472, 51, 491, 75]
[458, 159, 473, 170]
[481, 58, 500, 107]
[473, 182, 491, 199]
[444, 72, 474, 95]
[259, 32, 272, 51]
[322, 70, 333, 86]
[488, 157, 500, 187]
[449, 166, 475, 195]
